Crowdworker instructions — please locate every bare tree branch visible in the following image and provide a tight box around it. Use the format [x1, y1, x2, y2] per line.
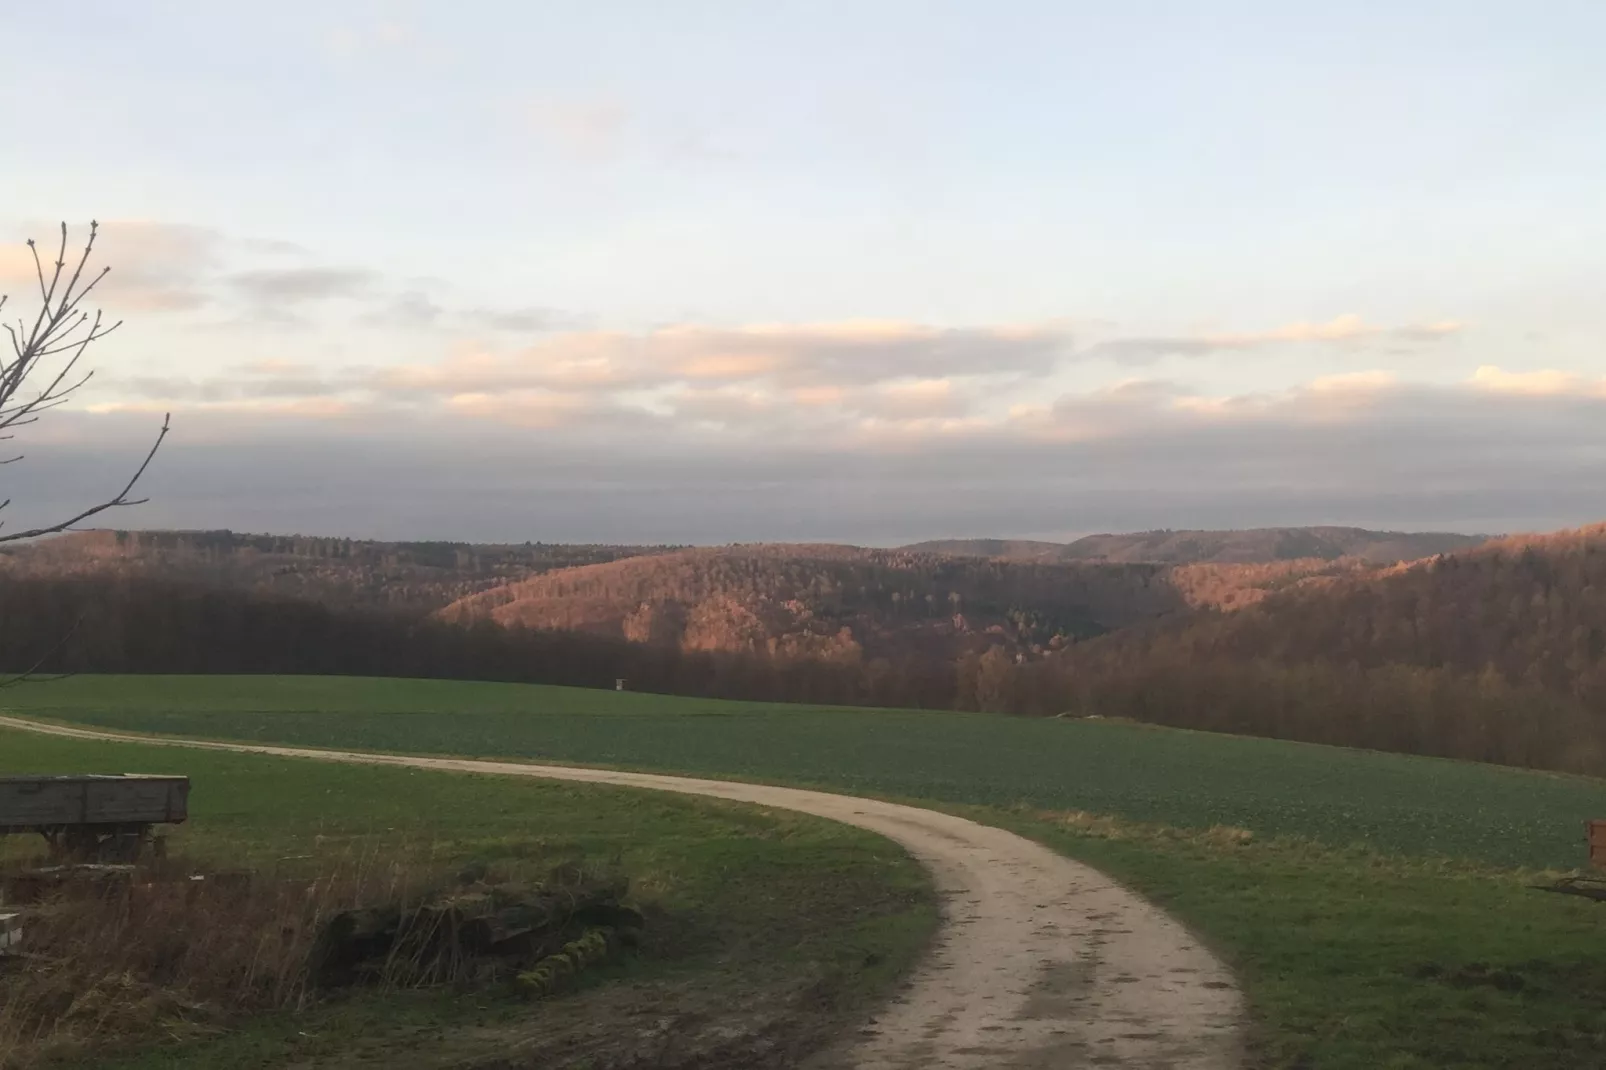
[0, 413, 169, 544]
[0, 612, 83, 689]
[0, 221, 168, 546]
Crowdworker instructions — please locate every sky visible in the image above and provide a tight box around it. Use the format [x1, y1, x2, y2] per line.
[1, 1, 1603, 544]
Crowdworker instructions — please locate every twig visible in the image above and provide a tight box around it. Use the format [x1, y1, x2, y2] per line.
[0, 222, 168, 546]
[0, 612, 84, 689]
[0, 413, 170, 544]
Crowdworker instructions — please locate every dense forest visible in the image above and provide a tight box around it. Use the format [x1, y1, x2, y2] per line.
[0, 575, 954, 709]
[999, 525, 1606, 774]
[7, 523, 1603, 779]
[437, 544, 1185, 661]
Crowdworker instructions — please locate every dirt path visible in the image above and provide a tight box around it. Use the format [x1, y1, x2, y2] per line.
[0, 715, 1243, 1069]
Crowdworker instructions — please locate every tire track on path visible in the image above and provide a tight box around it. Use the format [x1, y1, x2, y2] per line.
[0, 715, 1244, 1069]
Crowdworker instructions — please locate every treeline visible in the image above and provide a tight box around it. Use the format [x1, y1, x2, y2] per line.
[1052, 528, 1606, 699]
[9, 523, 1606, 780]
[977, 527, 1606, 775]
[973, 653, 1606, 775]
[0, 576, 955, 710]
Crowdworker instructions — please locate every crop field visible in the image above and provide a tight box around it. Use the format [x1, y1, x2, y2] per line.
[13, 674, 1606, 1068]
[0, 727, 935, 1069]
[12, 674, 1606, 870]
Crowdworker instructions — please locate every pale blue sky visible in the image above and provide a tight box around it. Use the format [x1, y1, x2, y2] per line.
[1, 2, 1603, 542]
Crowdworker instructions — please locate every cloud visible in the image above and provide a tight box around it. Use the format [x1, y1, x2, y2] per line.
[4, 223, 583, 341]
[861, 378, 970, 419]
[239, 359, 315, 376]
[1, 223, 401, 328]
[655, 377, 972, 437]
[322, 20, 420, 60]
[105, 368, 342, 403]
[85, 396, 354, 417]
[439, 389, 612, 428]
[1306, 370, 1399, 393]
[366, 321, 1073, 399]
[77, 315, 1506, 454]
[1470, 365, 1606, 397]
[1082, 315, 1462, 364]
[526, 97, 631, 160]
[466, 306, 575, 332]
[16, 372, 1604, 545]
[0, 222, 225, 314]
[229, 267, 378, 303]
[360, 290, 446, 329]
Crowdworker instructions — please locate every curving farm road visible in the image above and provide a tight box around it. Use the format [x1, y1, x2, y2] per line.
[0, 715, 1243, 1069]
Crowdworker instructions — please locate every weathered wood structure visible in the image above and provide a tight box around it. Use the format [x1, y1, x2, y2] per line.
[0, 774, 189, 862]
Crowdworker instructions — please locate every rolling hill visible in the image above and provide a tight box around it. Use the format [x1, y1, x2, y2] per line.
[1034, 522, 1606, 773]
[905, 526, 1488, 565]
[437, 543, 1184, 660]
[7, 521, 1606, 777]
[1073, 523, 1606, 698]
[0, 529, 672, 612]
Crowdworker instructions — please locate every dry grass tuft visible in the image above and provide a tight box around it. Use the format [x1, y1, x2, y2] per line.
[0, 850, 487, 1068]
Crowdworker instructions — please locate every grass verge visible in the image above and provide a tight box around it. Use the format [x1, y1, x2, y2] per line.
[0, 729, 936, 1070]
[967, 805, 1606, 1070]
[12, 674, 1606, 1067]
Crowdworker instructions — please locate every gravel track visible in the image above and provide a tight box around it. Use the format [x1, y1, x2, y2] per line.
[0, 715, 1244, 1069]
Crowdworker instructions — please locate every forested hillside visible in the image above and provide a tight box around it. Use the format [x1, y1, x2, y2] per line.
[907, 526, 1487, 565]
[437, 544, 1183, 661]
[1066, 525, 1606, 697]
[1008, 524, 1606, 774]
[0, 575, 954, 708]
[13, 523, 1606, 779]
[0, 530, 670, 612]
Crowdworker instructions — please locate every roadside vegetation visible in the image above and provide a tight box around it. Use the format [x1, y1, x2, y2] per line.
[15, 673, 1606, 1068]
[986, 805, 1606, 1069]
[0, 728, 935, 1069]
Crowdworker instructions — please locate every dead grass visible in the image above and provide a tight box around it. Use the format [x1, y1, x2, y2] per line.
[1026, 805, 1256, 849]
[0, 849, 498, 1068]
[0, 731, 938, 1070]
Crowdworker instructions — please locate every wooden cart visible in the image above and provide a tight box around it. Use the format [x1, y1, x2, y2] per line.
[0, 774, 189, 862]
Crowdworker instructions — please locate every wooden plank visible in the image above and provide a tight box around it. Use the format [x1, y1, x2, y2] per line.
[0, 775, 188, 829]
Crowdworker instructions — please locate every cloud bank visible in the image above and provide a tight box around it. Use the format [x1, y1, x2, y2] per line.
[3, 221, 1591, 545]
[15, 366, 1602, 545]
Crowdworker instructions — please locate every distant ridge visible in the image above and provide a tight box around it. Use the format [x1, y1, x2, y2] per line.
[0, 529, 671, 612]
[437, 543, 1183, 660]
[904, 526, 1489, 566]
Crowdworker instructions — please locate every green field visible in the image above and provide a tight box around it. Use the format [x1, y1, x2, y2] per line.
[11, 674, 1606, 1069]
[13, 674, 1606, 870]
[0, 727, 935, 1069]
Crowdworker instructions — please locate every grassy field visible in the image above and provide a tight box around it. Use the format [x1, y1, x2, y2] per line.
[11, 674, 1606, 1068]
[0, 727, 936, 1069]
[12, 674, 1606, 870]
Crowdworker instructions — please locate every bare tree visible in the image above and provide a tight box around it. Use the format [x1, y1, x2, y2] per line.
[0, 221, 170, 543]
